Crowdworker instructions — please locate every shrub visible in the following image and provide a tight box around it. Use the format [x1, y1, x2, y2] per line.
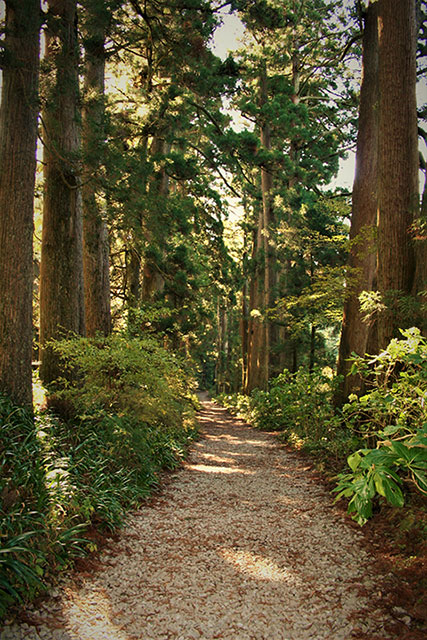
[251, 368, 335, 437]
[334, 328, 427, 525]
[48, 333, 197, 427]
[0, 333, 199, 618]
[216, 392, 252, 420]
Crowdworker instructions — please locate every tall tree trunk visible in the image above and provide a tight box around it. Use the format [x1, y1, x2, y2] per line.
[215, 300, 223, 393]
[240, 199, 250, 389]
[377, 0, 418, 348]
[414, 0, 427, 327]
[271, 39, 300, 378]
[246, 67, 273, 393]
[335, 1, 379, 404]
[82, 1, 111, 337]
[222, 308, 229, 392]
[39, 0, 85, 384]
[141, 135, 168, 300]
[260, 66, 274, 388]
[0, 0, 41, 406]
[241, 279, 249, 390]
[246, 206, 266, 392]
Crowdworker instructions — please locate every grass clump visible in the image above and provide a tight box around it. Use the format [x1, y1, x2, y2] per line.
[0, 333, 198, 619]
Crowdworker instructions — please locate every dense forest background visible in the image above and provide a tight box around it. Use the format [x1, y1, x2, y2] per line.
[0, 0, 426, 620]
[0, 0, 426, 400]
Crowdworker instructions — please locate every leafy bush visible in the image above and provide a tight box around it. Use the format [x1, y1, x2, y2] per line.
[334, 328, 427, 525]
[0, 334, 198, 618]
[216, 392, 252, 421]
[251, 368, 335, 438]
[48, 333, 196, 426]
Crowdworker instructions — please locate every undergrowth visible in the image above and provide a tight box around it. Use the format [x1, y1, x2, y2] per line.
[217, 367, 362, 469]
[217, 328, 427, 526]
[0, 333, 198, 619]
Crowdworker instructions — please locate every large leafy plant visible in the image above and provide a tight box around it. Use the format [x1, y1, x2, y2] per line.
[334, 328, 427, 525]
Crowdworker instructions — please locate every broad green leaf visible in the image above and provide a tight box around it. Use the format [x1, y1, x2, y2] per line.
[373, 472, 386, 497]
[411, 468, 427, 492]
[348, 451, 362, 471]
[333, 487, 354, 502]
[390, 441, 417, 464]
[381, 475, 404, 507]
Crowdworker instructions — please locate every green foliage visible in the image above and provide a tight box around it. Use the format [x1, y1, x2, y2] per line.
[0, 532, 44, 616]
[219, 329, 427, 528]
[334, 328, 427, 525]
[251, 368, 336, 438]
[218, 367, 360, 463]
[0, 396, 50, 615]
[0, 335, 198, 618]
[48, 333, 196, 426]
[359, 289, 425, 334]
[216, 391, 252, 420]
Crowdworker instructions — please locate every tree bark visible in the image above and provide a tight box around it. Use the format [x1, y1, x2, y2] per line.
[39, 0, 85, 384]
[335, 1, 379, 404]
[141, 135, 168, 301]
[377, 0, 418, 348]
[0, 0, 41, 406]
[82, 1, 111, 337]
[260, 69, 273, 388]
[240, 215, 250, 389]
[246, 205, 266, 392]
[245, 67, 273, 392]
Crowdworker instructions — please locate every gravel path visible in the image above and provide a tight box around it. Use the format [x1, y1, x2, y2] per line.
[1, 398, 398, 640]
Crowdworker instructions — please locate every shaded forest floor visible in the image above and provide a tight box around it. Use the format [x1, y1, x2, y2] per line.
[1, 397, 425, 640]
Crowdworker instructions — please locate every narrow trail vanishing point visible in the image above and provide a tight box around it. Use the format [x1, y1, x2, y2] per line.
[1, 397, 401, 640]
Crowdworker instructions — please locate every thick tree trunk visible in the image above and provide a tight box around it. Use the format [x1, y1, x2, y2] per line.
[260, 66, 276, 387]
[82, 4, 111, 337]
[377, 0, 418, 348]
[270, 43, 300, 379]
[0, 0, 41, 406]
[216, 301, 227, 393]
[335, 1, 379, 404]
[39, 0, 85, 384]
[260, 123, 273, 386]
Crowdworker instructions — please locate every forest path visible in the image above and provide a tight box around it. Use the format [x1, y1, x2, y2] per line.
[2, 398, 398, 640]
